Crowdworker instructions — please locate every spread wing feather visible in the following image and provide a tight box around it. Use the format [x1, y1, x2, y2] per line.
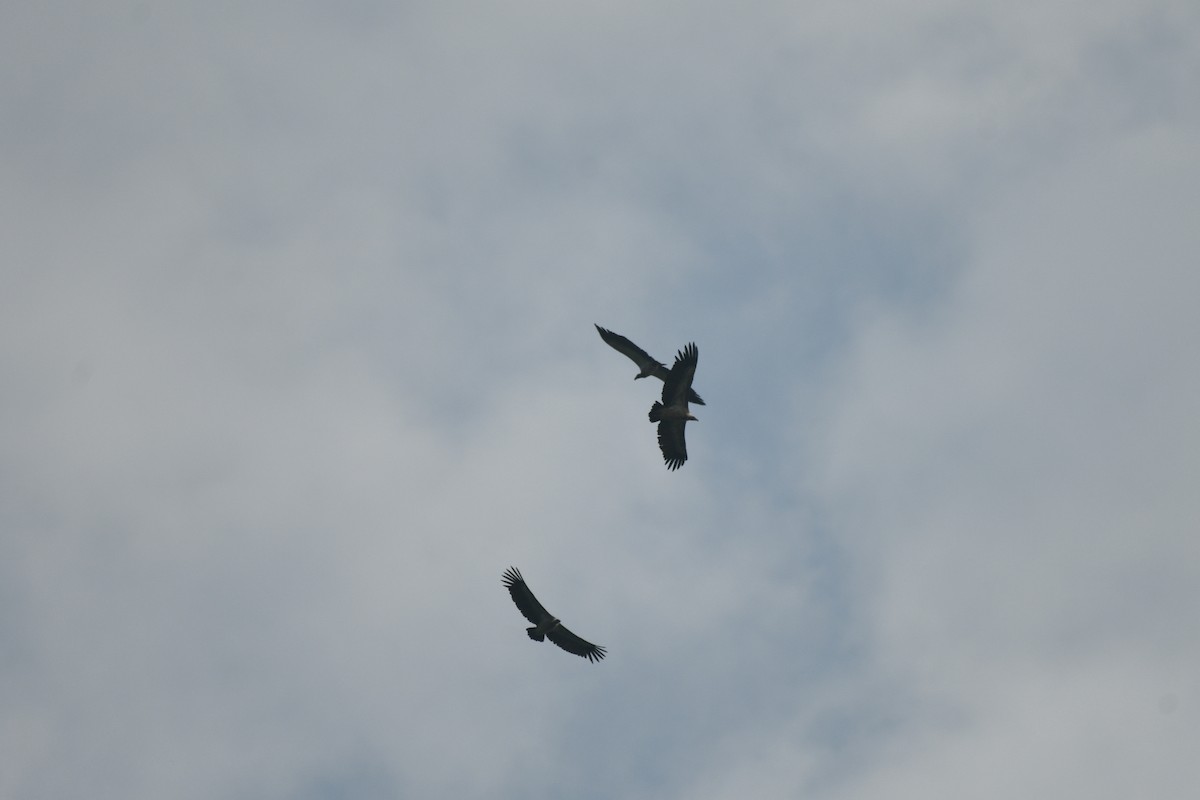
[547, 626, 608, 663]
[595, 325, 658, 371]
[657, 420, 688, 471]
[661, 343, 698, 407]
[502, 567, 553, 626]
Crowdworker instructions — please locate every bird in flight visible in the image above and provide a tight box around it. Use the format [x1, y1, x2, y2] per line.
[648, 343, 698, 470]
[502, 567, 607, 663]
[595, 324, 705, 405]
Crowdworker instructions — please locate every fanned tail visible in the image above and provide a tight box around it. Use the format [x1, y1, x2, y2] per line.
[526, 627, 544, 642]
[648, 401, 664, 423]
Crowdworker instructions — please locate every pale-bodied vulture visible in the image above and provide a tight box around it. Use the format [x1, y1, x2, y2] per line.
[648, 342, 698, 471]
[595, 324, 705, 405]
[502, 567, 607, 663]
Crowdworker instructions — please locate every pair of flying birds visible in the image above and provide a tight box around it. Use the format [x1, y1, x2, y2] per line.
[595, 323, 703, 472]
[504, 325, 704, 663]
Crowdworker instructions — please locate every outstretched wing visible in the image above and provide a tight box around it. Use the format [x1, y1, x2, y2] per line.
[657, 419, 688, 470]
[547, 625, 608, 663]
[661, 343, 698, 407]
[502, 567, 553, 627]
[595, 324, 660, 371]
[597, 325, 706, 404]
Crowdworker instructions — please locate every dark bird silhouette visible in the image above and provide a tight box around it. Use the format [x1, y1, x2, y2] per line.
[595, 324, 705, 405]
[502, 567, 607, 663]
[648, 343, 698, 470]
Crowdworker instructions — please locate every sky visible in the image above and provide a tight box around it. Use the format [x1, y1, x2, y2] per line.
[2, 1, 1199, 798]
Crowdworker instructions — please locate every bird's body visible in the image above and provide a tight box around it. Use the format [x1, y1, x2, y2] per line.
[649, 343, 698, 470]
[525, 616, 560, 642]
[502, 567, 606, 663]
[595, 325, 705, 405]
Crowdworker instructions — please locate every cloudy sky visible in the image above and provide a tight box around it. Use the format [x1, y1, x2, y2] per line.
[3, 1, 1199, 798]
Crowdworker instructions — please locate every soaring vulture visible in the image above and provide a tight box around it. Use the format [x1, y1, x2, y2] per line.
[595, 324, 705, 405]
[502, 567, 607, 663]
[648, 342, 698, 470]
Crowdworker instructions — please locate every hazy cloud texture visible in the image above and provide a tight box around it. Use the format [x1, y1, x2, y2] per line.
[3, 2, 1198, 798]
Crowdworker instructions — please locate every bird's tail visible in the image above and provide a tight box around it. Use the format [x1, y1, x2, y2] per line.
[526, 627, 545, 642]
[648, 401, 664, 423]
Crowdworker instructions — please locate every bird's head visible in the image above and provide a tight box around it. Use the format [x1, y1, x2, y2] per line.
[688, 413, 698, 421]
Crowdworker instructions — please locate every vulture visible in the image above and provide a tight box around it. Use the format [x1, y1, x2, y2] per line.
[502, 567, 607, 663]
[648, 342, 698, 470]
[595, 324, 705, 406]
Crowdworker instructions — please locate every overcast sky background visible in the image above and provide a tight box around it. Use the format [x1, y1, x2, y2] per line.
[3, 1, 1199, 798]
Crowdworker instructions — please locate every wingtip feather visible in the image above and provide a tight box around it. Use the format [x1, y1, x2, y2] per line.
[501, 566, 524, 588]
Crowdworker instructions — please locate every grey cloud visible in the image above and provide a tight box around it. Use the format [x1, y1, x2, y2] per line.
[3, 1, 1199, 799]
